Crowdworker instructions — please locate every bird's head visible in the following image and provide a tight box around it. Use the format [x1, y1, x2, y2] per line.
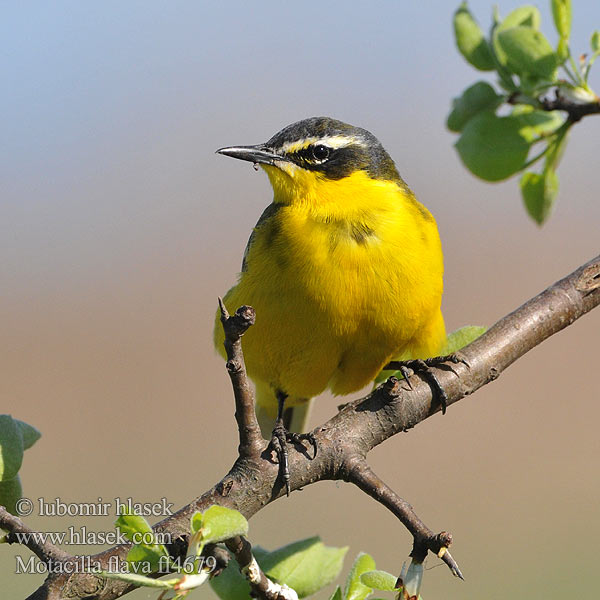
[216, 117, 409, 209]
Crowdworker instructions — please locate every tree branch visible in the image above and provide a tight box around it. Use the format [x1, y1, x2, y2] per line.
[225, 536, 298, 600]
[218, 299, 264, 458]
[508, 87, 600, 122]
[345, 459, 462, 579]
[10, 255, 600, 600]
[541, 91, 600, 122]
[0, 507, 70, 566]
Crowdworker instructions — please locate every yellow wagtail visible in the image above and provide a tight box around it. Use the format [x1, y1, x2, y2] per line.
[215, 117, 446, 493]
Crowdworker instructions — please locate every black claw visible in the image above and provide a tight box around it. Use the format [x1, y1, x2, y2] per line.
[299, 432, 318, 459]
[268, 423, 291, 495]
[453, 353, 471, 369]
[388, 357, 452, 414]
[423, 368, 448, 414]
[398, 365, 414, 389]
[268, 425, 318, 496]
[424, 352, 469, 370]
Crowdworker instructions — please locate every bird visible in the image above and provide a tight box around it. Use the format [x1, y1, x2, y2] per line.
[214, 116, 446, 494]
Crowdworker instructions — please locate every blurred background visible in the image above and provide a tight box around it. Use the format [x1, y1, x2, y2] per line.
[2, 1, 599, 598]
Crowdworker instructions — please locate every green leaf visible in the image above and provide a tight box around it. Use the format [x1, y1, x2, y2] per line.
[195, 506, 248, 544]
[520, 168, 559, 225]
[360, 570, 399, 592]
[190, 511, 203, 534]
[15, 420, 41, 451]
[551, 0, 571, 40]
[521, 171, 545, 223]
[516, 109, 566, 138]
[551, 127, 570, 167]
[498, 5, 541, 31]
[0, 415, 24, 482]
[591, 31, 600, 53]
[447, 81, 502, 132]
[399, 560, 424, 599]
[556, 36, 569, 65]
[440, 325, 487, 355]
[126, 543, 167, 572]
[97, 570, 174, 588]
[210, 538, 346, 600]
[264, 537, 347, 598]
[455, 111, 532, 181]
[496, 27, 557, 80]
[453, 3, 495, 71]
[0, 475, 23, 515]
[329, 586, 343, 600]
[344, 552, 376, 600]
[116, 512, 153, 542]
[493, 6, 542, 70]
[557, 84, 598, 103]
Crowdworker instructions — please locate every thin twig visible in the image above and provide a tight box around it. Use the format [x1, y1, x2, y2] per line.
[218, 299, 264, 457]
[540, 92, 600, 122]
[0, 506, 70, 566]
[225, 536, 298, 600]
[345, 460, 463, 579]
[507, 87, 600, 122]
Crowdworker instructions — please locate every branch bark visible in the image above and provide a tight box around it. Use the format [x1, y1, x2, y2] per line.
[218, 300, 264, 458]
[345, 458, 462, 578]
[225, 536, 298, 600]
[508, 88, 600, 122]
[541, 92, 600, 122]
[0, 508, 70, 565]
[4, 255, 598, 600]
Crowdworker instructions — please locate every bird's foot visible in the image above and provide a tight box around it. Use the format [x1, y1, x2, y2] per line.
[387, 354, 468, 415]
[267, 423, 318, 496]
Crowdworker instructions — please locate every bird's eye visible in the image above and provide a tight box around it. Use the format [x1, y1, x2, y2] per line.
[312, 144, 330, 161]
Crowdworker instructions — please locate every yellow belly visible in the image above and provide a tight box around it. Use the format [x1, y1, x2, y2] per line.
[214, 190, 445, 405]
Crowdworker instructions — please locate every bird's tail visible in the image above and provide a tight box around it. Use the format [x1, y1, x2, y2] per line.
[255, 382, 313, 436]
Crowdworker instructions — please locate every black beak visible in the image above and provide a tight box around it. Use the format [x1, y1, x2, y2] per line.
[216, 144, 283, 166]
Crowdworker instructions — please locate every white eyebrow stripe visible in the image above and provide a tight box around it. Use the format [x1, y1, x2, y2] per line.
[279, 134, 366, 154]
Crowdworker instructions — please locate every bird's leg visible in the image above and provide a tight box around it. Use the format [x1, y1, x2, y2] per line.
[385, 354, 468, 415]
[268, 392, 291, 495]
[267, 391, 318, 496]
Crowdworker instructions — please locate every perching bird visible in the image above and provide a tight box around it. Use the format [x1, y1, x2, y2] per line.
[214, 117, 446, 493]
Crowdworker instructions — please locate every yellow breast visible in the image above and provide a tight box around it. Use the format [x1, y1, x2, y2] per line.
[215, 169, 446, 401]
